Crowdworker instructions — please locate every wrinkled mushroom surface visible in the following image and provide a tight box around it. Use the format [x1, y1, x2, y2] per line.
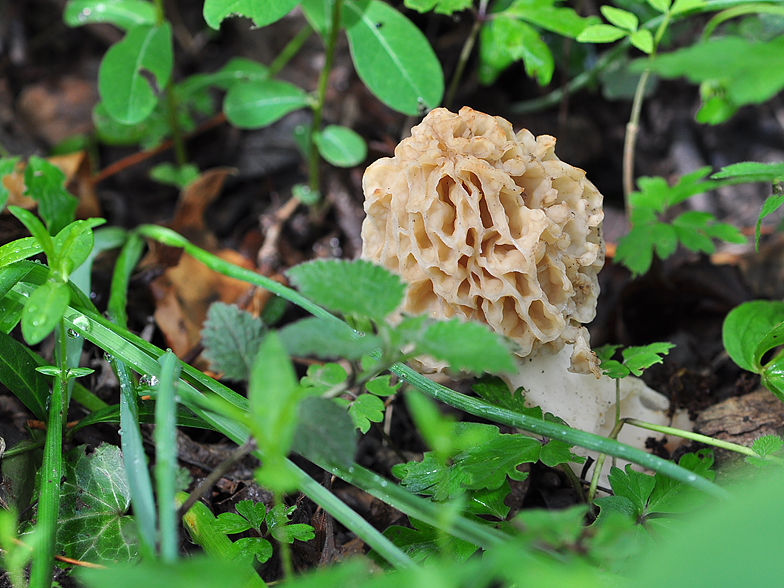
[361, 107, 604, 374]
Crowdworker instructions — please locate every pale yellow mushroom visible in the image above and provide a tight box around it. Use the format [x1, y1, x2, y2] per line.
[360, 106, 681, 469]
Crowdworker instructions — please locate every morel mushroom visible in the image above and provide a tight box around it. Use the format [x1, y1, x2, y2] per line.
[361, 106, 680, 452]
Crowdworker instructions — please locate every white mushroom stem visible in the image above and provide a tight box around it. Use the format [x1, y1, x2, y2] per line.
[504, 345, 691, 481]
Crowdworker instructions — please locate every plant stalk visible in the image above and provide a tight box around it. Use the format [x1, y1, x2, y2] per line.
[268, 24, 314, 79]
[444, 0, 489, 109]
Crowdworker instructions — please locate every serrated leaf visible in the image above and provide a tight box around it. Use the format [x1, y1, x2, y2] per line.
[615, 222, 678, 277]
[600, 6, 638, 31]
[466, 483, 511, 519]
[418, 318, 516, 374]
[630, 29, 653, 54]
[539, 439, 585, 467]
[201, 302, 266, 381]
[621, 342, 675, 376]
[349, 393, 385, 433]
[646, 0, 671, 12]
[203, 0, 300, 30]
[647, 450, 714, 513]
[57, 444, 138, 563]
[23, 156, 78, 236]
[231, 537, 273, 564]
[752, 435, 783, 458]
[576, 24, 627, 44]
[314, 125, 367, 167]
[292, 397, 356, 468]
[213, 512, 253, 535]
[98, 24, 173, 125]
[235, 500, 267, 530]
[712, 161, 784, 183]
[279, 316, 380, 360]
[223, 80, 308, 129]
[472, 375, 542, 417]
[0, 331, 49, 420]
[64, 0, 156, 30]
[722, 300, 784, 373]
[607, 465, 656, 516]
[287, 259, 406, 320]
[594, 495, 638, 522]
[344, 0, 444, 115]
[512, 505, 588, 546]
[382, 519, 478, 563]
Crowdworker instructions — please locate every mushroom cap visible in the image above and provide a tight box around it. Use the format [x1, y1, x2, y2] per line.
[361, 107, 604, 374]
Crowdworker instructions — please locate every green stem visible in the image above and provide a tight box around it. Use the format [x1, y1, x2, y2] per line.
[273, 494, 293, 579]
[587, 419, 625, 503]
[165, 87, 188, 168]
[268, 24, 314, 79]
[28, 323, 67, 588]
[444, 0, 489, 109]
[308, 0, 344, 194]
[622, 68, 650, 204]
[624, 418, 784, 464]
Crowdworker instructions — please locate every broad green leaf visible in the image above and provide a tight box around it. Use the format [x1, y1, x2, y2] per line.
[223, 80, 308, 129]
[630, 29, 653, 54]
[614, 222, 677, 277]
[343, 0, 444, 115]
[383, 519, 478, 563]
[300, 362, 347, 394]
[472, 375, 541, 417]
[600, 6, 638, 31]
[479, 16, 554, 86]
[64, 0, 156, 30]
[230, 537, 273, 564]
[504, 4, 598, 38]
[607, 464, 656, 516]
[203, 0, 300, 30]
[0, 331, 49, 420]
[647, 450, 714, 514]
[347, 393, 385, 433]
[23, 157, 78, 236]
[279, 316, 381, 360]
[722, 300, 784, 372]
[149, 163, 200, 189]
[213, 512, 253, 535]
[292, 397, 356, 467]
[641, 36, 784, 119]
[287, 258, 406, 320]
[712, 161, 784, 183]
[314, 125, 367, 167]
[576, 24, 627, 43]
[0, 156, 19, 211]
[22, 280, 70, 345]
[301, 0, 332, 37]
[0, 237, 43, 268]
[466, 483, 511, 519]
[417, 318, 516, 374]
[98, 24, 173, 125]
[92, 101, 163, 146]
[365, 374, 400, 396]
[404, 0, 473, 15]
[753, 322, 784, 399]
[539, 438, 584, 467]
[201, 302, 267, 381]
[511, 505, 588, 546]
[594, 495, 638, 521]
[58, 444, 138, 563]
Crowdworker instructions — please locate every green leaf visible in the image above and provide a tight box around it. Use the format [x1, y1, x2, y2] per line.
[722, 300, 784, 373]
[417, 318, 516, 374]
[670, 0, 703, 14]
[179, 58, 269, 96]
[57, 444, 138, 563]
[630, 29, 653, 54]
[149, 163, 200, 189]
[642, 36, 784, 119]
[576, 24, 628, 43]
[98, 23, 173, 125]
[23, 157, 78, 236]
[404, 0, 472, 15]
[504, 4, 598, 39]
[235, 500, 267, 530]
[383, 519, 478, 563]
[615, 222, 677, 276]
[64, 0, 156, 30]
[203, 0, 300, 30]
[292, 397, 356, 467]
[348, 393, 385, 433]
[594, 495, 638, 522]
[287, 259, 406, 321]
[223, 79, 308, 129]
[479, 16, 554, 86]
[0, 331, 49, 420]
[343, 0, 444, 115]
[365, 374, 400, 396]
[606, 464, 656, 516]
[300, 362, 347, 394]
[213, 512, 252, 535]
[53, 219, 106, 280]
[201, 302, 267, 381]
[22, 280, 70, 345]
[712, 160, 784, 183]
[646, 0, 671, 12]
[279, 316, 381, 360]
[621, 342, 675, 376]
[466, 483, 510, 519]
[314, 125, 367, 167]
[8, 207, 55, 260]
[472, 375, 541, 417]
[747, 435, 784, 467]
[0, 156, 19, 211]
[230, 537, 273, 564]
[539, 438, 584, 467]
[600, 6, 638, 31]
[647, 450, 714, 514]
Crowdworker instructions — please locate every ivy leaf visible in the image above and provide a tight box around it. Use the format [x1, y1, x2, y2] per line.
[343, 0, 444, 115]
[23, 156, 78, 236]
[279, 317, 380, 360]
[292, 397, 356, 468]
[201, 302, 266, 381]
[98, 23, 173, 125]
[202, 0, 300, 29]
[417, 318, 517, 375]
[286, 259, 406, 321]
[57, 444, 138, 563]
[348, 393, 385, 433]
[64, 0, 156, 30]
[223, 80, 308, 129]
